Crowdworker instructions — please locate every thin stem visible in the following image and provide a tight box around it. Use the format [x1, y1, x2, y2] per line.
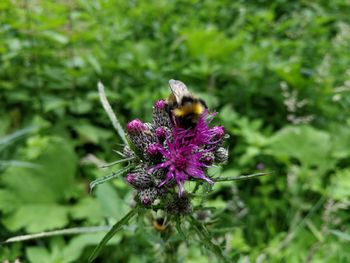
[100, 157, 135, 168]
[1, 226, 111, 244]
[89, 165, 131, 192]
[98, 81, 128, 145]
[213, 172, 272, 182]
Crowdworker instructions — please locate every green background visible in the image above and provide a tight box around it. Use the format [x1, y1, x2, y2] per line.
[1, 0, 350, 262]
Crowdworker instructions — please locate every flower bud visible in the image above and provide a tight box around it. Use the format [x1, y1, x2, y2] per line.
[152, 100, 171, 128]
[126, 166, 154, 189]
[127, 119, 146, 134]
[200, 151, 215, 166]
[146, 143, 161, 155]
[139, 187, 159, 206]
[214, 147, 229, 164]
[165, 193, 192, 215]
[155, 126, 168, 140]
[123, 145, 135, 158]
[155, 99, 166, 110]
[126, 120, 157, 152]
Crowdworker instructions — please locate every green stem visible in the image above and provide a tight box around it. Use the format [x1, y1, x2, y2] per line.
[213, 172, 271, 182]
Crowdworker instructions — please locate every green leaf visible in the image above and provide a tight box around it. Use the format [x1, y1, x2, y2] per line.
[62, 232, 122, 263]
[0, 136, 78, 232]
[88, 208, 139, 262]
[41, 31, 69, 45]
[26, 247, 52, 263]
[267, 125, 333, 173]
[70, 198, 104, 224]
[327, 169, 350, 200]
[95, 183, 129, 220]
[182, 27, 244, 61]
[25, 232, 121, 263]
[74, 122, 112, 144]
[2, 204, 69, 233]
[86, 54, 102, 74]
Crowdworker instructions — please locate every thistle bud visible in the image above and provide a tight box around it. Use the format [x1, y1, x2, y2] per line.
[155, 99, 166, 110]
[127, 119, 146, 134]
[126, 119, 157, 152]
[123, 145, 135, 158]
[214, 147, 229, 164]
[152, 100, 171, 128]
[200, 151, 215, 166]
[139, 187, 159, 206]
[155, 126, 168, 140]
[146, 143, 161, 156]
[126, 166, 154, 189]
[165, 193, 192, 215]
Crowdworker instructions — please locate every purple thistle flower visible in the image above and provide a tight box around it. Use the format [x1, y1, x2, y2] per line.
[211, 126, 225, 140]
[123, 81, 228, 203]
[150, 114, 217, 196]
[173, 111, 223, 147]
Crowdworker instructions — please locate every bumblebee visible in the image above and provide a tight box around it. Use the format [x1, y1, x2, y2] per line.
[153, 217, 168, 232]
[166, 79, 207, 128]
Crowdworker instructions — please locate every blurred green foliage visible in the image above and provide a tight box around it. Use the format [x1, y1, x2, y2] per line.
[1, 0, 350, 262]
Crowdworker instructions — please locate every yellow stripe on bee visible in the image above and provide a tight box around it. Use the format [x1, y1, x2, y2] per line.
[153, 221, 167, 231]
[173, 102, 204, 117]
[193, 102, 205, 115]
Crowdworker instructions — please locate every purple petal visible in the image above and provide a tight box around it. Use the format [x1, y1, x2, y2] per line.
[159, 170, 174, 187]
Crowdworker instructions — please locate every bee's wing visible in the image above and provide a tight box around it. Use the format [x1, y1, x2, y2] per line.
[168, 79, 192, 104]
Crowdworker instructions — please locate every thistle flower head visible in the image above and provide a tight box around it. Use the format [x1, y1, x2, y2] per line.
[123, 81, 228, 206]
[151, 138, 214, 196]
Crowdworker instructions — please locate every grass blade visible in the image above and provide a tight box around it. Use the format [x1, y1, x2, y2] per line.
[88, 208, 138, 262]
[90, 165, 131, 192]
[0, 160, 41, 169]
[175, 217, 188, 244]
[98, 81, 128, 145]
[0, 126, 37, 149]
